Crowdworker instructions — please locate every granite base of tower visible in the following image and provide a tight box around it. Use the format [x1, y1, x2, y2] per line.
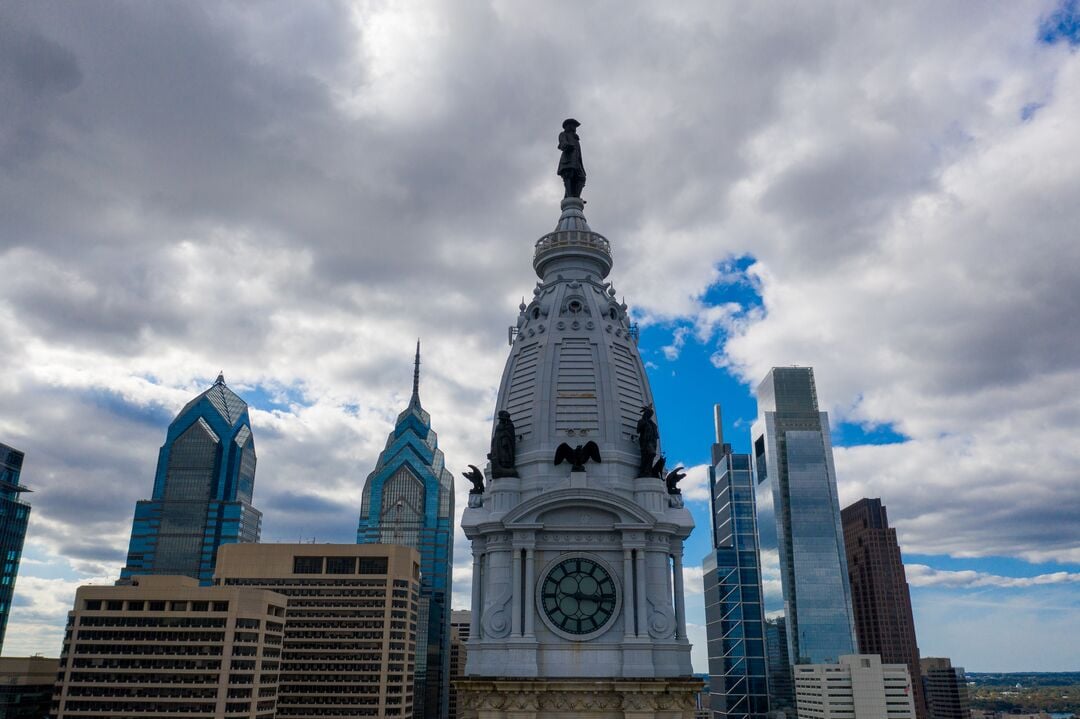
[456, 677, 703, 719]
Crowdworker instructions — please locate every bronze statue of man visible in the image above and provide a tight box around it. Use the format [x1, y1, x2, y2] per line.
[636, 406, 659, 477]
[557, 118, 586, 199]
[489, 410, 519, 478]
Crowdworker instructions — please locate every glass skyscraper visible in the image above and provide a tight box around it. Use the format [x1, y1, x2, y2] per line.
[751, 367, 856, 665]
[0, 443, 32, 652]
[764, 617, 794, 713]
[120, 373, 262, 585]
[702, 405, 770, 719]
[357, 343, 454, 719]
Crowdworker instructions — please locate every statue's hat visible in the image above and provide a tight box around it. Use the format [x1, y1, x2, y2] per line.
[562, 118, 581, 129]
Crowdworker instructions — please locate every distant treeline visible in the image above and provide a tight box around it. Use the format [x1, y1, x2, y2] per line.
[967, 673, 1080, 688]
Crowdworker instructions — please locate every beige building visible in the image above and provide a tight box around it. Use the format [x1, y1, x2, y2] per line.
[794, 655, 916, 719]
[52, 575, 286, 719]
[448, 610, 471, 719]
[920, 658, 970, 719]
[215, 543, 421, 719]
[0, 656, 60, 718]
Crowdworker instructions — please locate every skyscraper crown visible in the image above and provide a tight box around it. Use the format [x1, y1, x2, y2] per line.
[177, 373, 249, 427]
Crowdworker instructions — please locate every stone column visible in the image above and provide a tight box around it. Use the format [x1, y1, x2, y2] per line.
[672, 548, 687, 640]
[470, 551, 482, 638]
[511, 549, 523, 636]
[634, 549, 647, 637]
[623, 549, 635, 638]
[524, 548, 536, 637]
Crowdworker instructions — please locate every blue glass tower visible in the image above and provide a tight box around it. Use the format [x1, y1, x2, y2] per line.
[751, 367, 856, 665]
[0, 443, 32, 652]
[357, 342, 454, 719]
[702, 406, 770, 719]
[120, 374, 262, 585]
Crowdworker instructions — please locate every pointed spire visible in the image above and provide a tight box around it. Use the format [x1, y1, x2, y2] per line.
[215, 371, 226, 386]
[409, 339, 421, 408]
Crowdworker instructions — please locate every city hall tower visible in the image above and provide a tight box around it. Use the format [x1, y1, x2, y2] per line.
[459, 121, 699, 718]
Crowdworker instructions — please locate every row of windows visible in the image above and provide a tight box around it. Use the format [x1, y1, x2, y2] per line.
[78, 616, 227, 628]
[292, 556, 389, 575]
[65, 672, 221, 684]
[80, 599, 269, 613]
[68, 644, 223, 657]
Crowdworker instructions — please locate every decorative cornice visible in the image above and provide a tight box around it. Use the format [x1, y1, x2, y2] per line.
[456, 678, 702, 713]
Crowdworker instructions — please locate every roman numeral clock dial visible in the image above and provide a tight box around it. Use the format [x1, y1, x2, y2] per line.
[539, 556, 618, 638]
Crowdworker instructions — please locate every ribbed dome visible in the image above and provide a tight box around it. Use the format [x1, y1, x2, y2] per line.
[495, 200, 654, 500]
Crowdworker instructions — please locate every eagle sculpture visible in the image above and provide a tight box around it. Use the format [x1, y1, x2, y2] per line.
[664, 465, 687, 495]
[462, 464, 485, 494]
[554, 441, 602, 472]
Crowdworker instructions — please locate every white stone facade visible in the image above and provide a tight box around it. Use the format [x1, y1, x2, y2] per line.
[461, 197, 695, 693]
[794, 654, 916, 719]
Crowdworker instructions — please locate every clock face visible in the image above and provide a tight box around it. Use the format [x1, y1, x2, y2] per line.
[539, 556, 618, 636]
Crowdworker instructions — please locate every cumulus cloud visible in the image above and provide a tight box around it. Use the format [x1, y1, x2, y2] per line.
[906, 564, 1080, 589]
[2, 0, 1078, 669]
[682, 565, 705, 595]
[676, 463, 711, 503]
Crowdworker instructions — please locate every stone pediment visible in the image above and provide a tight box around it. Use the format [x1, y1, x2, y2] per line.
[500, 487, 654, 528]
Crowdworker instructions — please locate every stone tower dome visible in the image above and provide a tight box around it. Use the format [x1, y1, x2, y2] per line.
[489, 197, 656, 508]
[461, 184, 696, 694]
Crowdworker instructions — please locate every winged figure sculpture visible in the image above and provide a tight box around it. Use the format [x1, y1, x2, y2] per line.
[553, 441, 602, 472]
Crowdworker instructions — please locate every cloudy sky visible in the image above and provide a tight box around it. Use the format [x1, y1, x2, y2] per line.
[2, 1, 1078, 672]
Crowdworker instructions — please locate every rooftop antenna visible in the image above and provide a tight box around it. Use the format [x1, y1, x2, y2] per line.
[410, 339, 422, 408]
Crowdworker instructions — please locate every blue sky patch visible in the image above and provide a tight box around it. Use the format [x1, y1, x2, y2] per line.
[1020, 101, 1045, 121]
[904, 553, 1080, 577]
[1039, 0, 1080, 46]
[831, 420, 907, 447]
[241, 382, 310, 411]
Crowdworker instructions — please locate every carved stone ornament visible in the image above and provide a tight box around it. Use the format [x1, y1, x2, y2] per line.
[481, 591, 512, 638]
[647, 597, 677, 639]
[458, 681, 701, 714]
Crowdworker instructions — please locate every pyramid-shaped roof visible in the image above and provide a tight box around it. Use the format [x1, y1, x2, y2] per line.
[177, 373, 248, 427]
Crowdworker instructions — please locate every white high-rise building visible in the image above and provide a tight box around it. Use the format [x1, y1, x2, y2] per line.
[793, 654, 916, 719]
[458, 123, 699, 718]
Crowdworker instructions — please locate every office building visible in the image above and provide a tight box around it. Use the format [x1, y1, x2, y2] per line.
[356, 343, 454, 719]
[920, 658, 969, 719]
[216, 543, 421, 719]
[793, 654, 916, 719]
[842, 498, 925, 719]
[52, 575, 286, 719]
[121, 374, 262, 585]
[702, 406, 770, 719]
[0, 656, 59, 719]
[0, 443, 32, 653]
[751, 367, 856, 664]
[448, 610, 470, 719]
[765, 617, 794, 714]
